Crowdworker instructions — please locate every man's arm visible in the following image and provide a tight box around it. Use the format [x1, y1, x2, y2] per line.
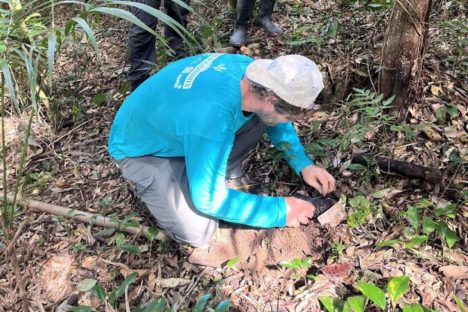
[267, 121, 336, 195]
[183, 133, 288, 228]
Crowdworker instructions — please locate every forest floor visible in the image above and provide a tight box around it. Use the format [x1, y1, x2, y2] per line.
[0, 0, 467, 311]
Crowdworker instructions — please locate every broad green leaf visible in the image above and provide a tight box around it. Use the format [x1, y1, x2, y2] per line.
[91, 93, 107, 106]
[454, 294, 467, 312]
[142, 298, 167, 312]
[422, 217, 436, 235]
[118, 244, 141, 254]
[347, 295, 366, 312]
[405, 235, 428, 249]
[347, 164, 366, 171]
[402, 304, 425, 312]
[356, 282, 386, 310]
[114, 233, 125, 246]
[147, 227, 159, 242]
[416, 198, 433, 209]
[387, 276, 410, 306]
[434, 204, 458, 218]
[77, 278, 97, 292]
[406, 206, 419, 229]
[437, 222, 448, 240]
[110, 272, 138, 304]
[376, 239, 401, 247]
[95, 228, 115, 237]
[225, 256, 240, 268]
[319, 296, 337, 312]
[214, 300, 231, 312]
[71, 17, 101, 61]
[445, 228, 459, 248]
[371, 188, 399, 199]
[193, 294, 212, 312]
[342, 301, 351, 312]
[91, 284, 106, 301]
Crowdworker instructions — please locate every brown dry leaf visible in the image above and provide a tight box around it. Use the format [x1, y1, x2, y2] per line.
[439, 265, 468, 280]
[157, 278, 191, 288]
[39, 253, 75, 303]
[431, 85, 443, 96]
[358, 249, 393, 270]
[318, 202, 347, 227]
[309, 275, 339, 297]
[81, 256, 97, 270]
[422, 125, 443, 141]
[119, 267, 148, 278]
[444, 126, 466, 139]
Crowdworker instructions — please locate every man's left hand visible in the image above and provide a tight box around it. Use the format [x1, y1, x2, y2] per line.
[301, 165, 336, 195]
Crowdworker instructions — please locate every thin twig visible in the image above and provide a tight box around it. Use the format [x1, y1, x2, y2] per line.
[5, 218, 29, 256]
[125, 287, 130, 312]
[172, 269, 206, 312]
[50, 118, 95, 146]
[10, 250, 29, 311]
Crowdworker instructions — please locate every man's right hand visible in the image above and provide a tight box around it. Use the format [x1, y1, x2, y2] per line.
[285, 197, 316, 227]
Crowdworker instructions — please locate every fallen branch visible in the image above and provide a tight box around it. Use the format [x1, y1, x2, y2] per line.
[1, 194, 167, 240]
[351, 153, 443, 183]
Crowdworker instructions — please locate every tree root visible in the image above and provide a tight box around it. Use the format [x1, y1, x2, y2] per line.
[352, 153, 443, 183]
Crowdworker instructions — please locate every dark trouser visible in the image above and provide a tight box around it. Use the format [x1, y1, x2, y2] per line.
[119, 116, 267, 247]
[128, 0, 190, 82]
[234, 0, 276, 27]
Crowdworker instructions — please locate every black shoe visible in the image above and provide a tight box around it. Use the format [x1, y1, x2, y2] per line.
[254, 17, 281, 34]
[130, 74, 149, 92]
[229, 26, 248, 47]
[168, 37, 186, 58]
[293, 193, 338, 218]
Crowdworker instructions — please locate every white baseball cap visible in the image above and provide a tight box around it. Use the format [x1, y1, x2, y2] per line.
[245, 55, 324, 109]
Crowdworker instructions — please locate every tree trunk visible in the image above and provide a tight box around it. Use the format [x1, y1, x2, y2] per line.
[379, 0, 432, 113]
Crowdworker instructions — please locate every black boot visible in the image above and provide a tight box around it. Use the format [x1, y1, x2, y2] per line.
[254, 0, 281, 34]
[229, 0, 255, 47]
[165, 0, 189, 57]
[229, 25, 248, 47]
[130, 74, 149, 92]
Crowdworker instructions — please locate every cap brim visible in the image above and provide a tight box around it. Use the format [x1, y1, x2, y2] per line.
[245, 59, 273, 89]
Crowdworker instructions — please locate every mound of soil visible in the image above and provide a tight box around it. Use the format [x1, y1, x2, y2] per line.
[189, 222, 330, 270]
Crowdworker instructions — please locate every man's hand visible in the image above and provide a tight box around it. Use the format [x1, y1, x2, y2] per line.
[301, 165, 336, 195]
[285, 197, 316, 227]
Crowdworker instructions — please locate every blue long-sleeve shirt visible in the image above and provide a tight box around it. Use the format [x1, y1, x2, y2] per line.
[108, 53, 313, 228]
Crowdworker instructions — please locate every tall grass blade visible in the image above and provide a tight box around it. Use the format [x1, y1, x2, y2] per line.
[71, 16, 101, 61]
[1, 62, 20, 114]
[47, 31, 57, 90]
[110, 0, 194, 43]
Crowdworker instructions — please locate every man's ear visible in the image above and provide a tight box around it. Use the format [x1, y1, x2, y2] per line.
[264, 95, 276, 110]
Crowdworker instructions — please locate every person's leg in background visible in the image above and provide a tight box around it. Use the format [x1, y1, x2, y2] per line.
[165, 0, 191, 57]
[128, 0, 161, 91]
[254, 0, 281, 34]
[229, 0, 256, 47]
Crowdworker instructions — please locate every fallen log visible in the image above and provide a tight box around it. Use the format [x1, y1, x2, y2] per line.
[351, 153, 443, 183]
[1, 194, 167, 240]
